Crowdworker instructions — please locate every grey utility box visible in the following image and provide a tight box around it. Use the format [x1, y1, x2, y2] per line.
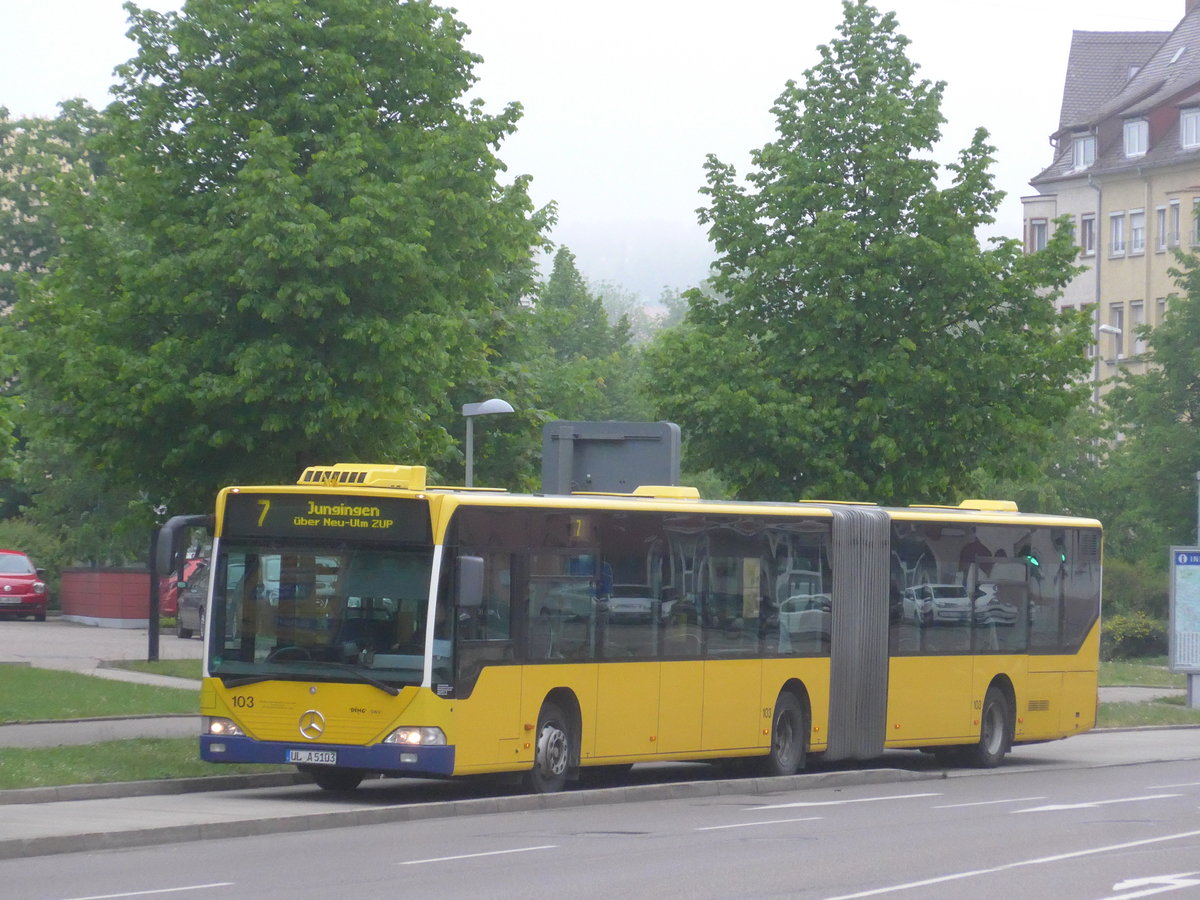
[541, 421, 681, 495]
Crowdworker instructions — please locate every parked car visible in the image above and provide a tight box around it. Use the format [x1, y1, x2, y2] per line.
[0, 549, 48, 622]
[160, 557, 205, 616]
[175, 559, 211, 639]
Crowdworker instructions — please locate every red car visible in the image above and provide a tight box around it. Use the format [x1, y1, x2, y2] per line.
[0, 549, 48, 621]
[160, 557, 205, 616]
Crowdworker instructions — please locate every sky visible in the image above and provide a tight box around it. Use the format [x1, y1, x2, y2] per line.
[0, 0, 1192, 299]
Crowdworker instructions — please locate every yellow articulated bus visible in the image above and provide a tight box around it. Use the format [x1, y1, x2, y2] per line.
[162, 463, 1101, 793]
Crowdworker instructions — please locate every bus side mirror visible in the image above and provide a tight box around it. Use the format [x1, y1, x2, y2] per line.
[456, 556, 484, 608]
[155, 514, 214, 577]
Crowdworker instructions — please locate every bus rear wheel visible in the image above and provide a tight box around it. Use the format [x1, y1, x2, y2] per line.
[527, 701, 571, 793]
[761, 692, 808, 777]
[965, 687, 1012, 768]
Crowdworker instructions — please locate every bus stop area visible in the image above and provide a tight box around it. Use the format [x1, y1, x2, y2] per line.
[0, 618, 1197, 861]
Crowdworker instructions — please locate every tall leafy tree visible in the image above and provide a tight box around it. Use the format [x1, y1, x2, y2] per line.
[0, 101, 104, 489]
[1103, 257, 1200, 558]
[525, 246, 646, 423]
[0, 101, 104, 311]
[645, 0, 1089, 504]
[9, 0, 545, 518]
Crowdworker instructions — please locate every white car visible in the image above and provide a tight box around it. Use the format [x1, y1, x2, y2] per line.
[903, 583, 971, 625]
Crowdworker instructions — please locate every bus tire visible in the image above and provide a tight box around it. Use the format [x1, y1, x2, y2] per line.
[761, 692, 808, 777]
[966, 686, 1011, 768]
[304, 766, 364, 792]
[527, 701, 571, 793]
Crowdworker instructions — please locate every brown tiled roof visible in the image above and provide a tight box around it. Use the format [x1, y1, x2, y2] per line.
[1034, 9, 1200, 186]
[1059, 31, 1167, 130]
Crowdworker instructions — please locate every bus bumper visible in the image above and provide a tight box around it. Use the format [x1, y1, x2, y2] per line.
[200, 734, 456, 776]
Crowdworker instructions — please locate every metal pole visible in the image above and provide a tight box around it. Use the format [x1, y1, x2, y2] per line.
[1194, 473, 1200, 708]
[147, 527, 160, 662]
[465, 416, 475, 487]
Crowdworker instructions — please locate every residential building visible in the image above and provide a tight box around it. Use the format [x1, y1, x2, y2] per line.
[1023, 2, 1200, 395]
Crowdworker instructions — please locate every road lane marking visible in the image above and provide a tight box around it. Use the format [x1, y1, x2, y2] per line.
[1107, 871, 1200, 898]
[751, 792, 940, 810]
[400, 845, 557, 865]
[933, 796, 1045, 809]
[821, 828, 1200, 899]
[62, 886, 234, 900]
[696, 816, 823, 831]
[1146, 782, 1200, 789]
[1015, 794, 1180, 813]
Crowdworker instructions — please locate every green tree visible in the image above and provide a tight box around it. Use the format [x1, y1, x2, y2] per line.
[525, 246, 647, 423]
[645, 0, 1090, 504]
[0, 101, 104, 311]
[8, 0, 545, 521]
[1103, 255, 1200, 560]
[0, 102, 104, 492]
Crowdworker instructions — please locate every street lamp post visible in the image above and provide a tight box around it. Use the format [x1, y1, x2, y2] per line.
[1094, 323, 1123, 404]
[462, 398, 514, 487]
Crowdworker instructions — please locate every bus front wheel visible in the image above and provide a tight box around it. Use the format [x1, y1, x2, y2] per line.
[965, 687, 1012, 768]
[528, 701, 571, 793]
[761, 692, 808, 777]
[304, 766, 364, 792]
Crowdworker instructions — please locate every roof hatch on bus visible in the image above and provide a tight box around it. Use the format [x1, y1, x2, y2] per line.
[298, 464, 427, 490]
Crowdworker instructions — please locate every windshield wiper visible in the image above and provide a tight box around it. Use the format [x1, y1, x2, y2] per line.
[296, 660, 402, 696]
[218, 663, 401, 696]
[221, 675, 274, 688]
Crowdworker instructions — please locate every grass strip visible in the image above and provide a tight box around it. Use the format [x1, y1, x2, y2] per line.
[0, 738, 287, 790]
[107, 659, 203, 680]
[1099, 657, 1186, 689]
[0, 667, 196, 723]
[1097, 700, 1200, 728]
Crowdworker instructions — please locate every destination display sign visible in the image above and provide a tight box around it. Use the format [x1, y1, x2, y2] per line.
[223, 492, 431, 543]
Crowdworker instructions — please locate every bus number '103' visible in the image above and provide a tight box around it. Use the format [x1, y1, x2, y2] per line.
[232, 696, 254, 709]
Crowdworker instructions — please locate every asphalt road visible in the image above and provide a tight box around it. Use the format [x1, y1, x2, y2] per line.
[3, 756, 1200, 899]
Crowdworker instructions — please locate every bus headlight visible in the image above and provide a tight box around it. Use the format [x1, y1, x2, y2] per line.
[205, 717, 244, 737]
[383, 726, 446, 746]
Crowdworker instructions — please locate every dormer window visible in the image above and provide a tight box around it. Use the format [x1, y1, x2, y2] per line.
[1072, 134, 1096, 170]
[1124, 119, 1148, 157]
[1183, 108, 1200, 148]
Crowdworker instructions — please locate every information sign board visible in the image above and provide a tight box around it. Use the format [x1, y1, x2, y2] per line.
[1169, 546, 1200, 673]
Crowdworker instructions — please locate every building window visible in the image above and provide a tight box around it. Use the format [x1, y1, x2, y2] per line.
[1170, 201, 1182, 247]
[1124, 119, 1149, 157]
[1131, 301, 1146, 355]
[1157, 297, 1167, 326]
[1156, 207, 1167, 251]
[1110, 213, 1126, 256]
[1072, 135, 1096, 171]
[1109, 303, 1125, 358]
[1129, 209, 1145, 254]
[1080, 214, 1096, 256]
[1184, 108, 1200, 148]
[1029, 219, 1048, 252]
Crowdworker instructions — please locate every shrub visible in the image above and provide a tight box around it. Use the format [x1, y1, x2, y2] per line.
[1101, 611, 1168, 660]
[1103, 557, 1168, 619]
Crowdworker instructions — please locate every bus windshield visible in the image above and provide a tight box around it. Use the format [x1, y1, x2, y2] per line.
[206, 543, 441, 689]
